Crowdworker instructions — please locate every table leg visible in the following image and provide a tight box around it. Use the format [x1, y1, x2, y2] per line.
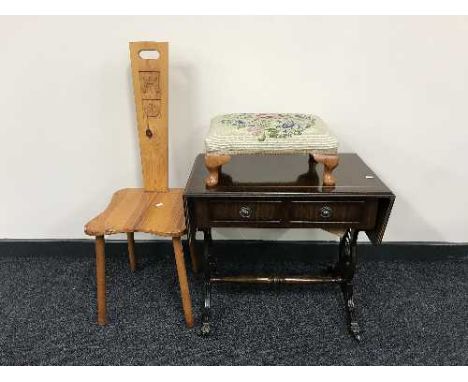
[338, 228, 361, 341]
[188, 227, 200, 274]
[201, 228, 214, 336]
[184, 197, 200, 274]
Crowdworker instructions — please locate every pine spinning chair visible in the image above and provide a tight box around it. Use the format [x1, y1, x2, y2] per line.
[84, 42, 196, 327]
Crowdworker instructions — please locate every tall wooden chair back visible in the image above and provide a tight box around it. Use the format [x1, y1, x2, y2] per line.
[129, 41, 169, 192]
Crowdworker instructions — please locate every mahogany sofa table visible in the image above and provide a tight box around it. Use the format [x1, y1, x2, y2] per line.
[183, 153, 395, 340]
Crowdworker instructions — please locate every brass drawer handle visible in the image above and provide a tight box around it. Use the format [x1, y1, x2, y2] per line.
[239, 206, 253, 219]
[320, 206, 333, 219]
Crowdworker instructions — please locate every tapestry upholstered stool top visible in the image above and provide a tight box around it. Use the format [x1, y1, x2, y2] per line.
[203, 113, 340, 188]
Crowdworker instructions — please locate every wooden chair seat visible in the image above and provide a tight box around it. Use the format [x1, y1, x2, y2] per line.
[84, 187, 195, 328]
[85, 188, 186, 237]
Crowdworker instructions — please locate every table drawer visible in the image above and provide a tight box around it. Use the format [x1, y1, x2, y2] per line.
[289, 200, 376, 227]
[208, 201, 283, 222]
[192, 199, 378, 228]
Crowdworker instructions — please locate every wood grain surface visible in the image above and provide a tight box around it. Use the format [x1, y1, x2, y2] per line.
[85, 188, 186, 237]
[129, 41, 169, 192]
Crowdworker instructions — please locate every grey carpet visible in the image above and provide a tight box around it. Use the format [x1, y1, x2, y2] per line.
[0, 241, 466, 365]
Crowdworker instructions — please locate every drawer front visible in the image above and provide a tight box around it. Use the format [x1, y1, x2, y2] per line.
[192, 199, 378, 229]
[289, 200, 375, 226]
[208, 201, 283, 222]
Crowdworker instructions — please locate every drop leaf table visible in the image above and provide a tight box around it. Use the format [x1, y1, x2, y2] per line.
[184, 153, 395, 340]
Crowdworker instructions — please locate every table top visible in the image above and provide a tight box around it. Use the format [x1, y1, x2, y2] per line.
[185, 153, 394, 197]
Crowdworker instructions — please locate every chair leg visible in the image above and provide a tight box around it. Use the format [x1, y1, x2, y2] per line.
[126, 232, 137, 272]
[172, 236, 194, 328]
[95, 235, 108, 326]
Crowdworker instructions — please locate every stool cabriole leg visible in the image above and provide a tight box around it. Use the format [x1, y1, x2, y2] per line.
[311, 154, 339, 186]
[204, 154, 231, 188]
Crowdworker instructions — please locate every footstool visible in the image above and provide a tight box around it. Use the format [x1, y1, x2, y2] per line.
[204, 113, 339, 187]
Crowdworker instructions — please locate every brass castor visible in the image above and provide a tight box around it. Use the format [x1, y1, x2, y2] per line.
[200, 321, 211, 337]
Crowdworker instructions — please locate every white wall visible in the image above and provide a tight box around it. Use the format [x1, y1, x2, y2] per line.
[1, 16, 467, 242]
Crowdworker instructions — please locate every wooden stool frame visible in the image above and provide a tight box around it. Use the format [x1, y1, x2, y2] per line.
[205, 153, 339, 188]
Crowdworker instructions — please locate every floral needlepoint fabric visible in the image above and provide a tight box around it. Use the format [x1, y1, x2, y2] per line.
[205, 113, 338, 155]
